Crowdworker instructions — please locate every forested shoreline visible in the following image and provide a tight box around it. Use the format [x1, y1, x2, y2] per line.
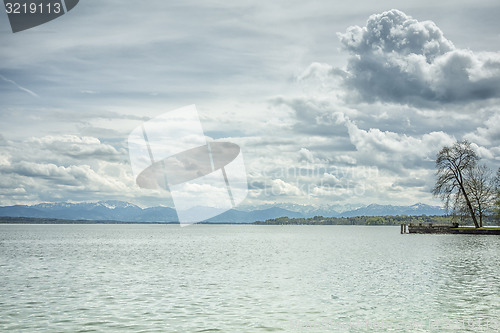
[254, 215, 498, 226]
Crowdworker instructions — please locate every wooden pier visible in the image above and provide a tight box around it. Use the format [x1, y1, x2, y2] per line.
[401, 223, 500, 235]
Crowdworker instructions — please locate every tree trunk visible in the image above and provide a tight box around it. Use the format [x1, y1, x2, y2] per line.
[459, 183, 480, 228]
[478, 203, 483, 228]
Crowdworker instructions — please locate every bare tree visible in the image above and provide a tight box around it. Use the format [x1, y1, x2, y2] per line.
[432, 141, 480, 228]
[463, 164, 494, 227]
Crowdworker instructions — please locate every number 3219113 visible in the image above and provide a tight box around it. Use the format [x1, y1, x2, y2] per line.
[5, 2, 62, 14]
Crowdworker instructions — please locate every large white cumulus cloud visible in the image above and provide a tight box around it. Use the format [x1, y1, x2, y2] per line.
[337, 9, 500, 106]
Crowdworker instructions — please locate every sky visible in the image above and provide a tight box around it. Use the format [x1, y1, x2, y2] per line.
[0, 0, 499, 212]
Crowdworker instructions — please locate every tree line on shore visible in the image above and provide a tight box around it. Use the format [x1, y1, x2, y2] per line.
[254, 215, 460, 226]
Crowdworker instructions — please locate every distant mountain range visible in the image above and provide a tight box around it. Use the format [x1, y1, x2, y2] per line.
[0, 201, 177, 222]
[337, 203, 446, 218]
[0, 200, 446, 223]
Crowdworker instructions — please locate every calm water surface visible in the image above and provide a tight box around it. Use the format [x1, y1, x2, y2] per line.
[1, 224, 499, 332]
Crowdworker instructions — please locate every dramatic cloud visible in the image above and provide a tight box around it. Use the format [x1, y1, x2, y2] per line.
[464, 113, 500, 148]
[337, 9, 500, 106]
[27, 135, 124, 161]
[345, 119, 456, 172]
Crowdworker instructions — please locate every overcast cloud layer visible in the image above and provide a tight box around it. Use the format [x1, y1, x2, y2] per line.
[1, 1, 499, 211]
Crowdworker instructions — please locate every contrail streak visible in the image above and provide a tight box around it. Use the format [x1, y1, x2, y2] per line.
[0, 74, 39, 98]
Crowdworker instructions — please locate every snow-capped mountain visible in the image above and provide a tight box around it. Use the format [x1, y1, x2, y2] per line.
[0, 201, 175, 222]
[0, 201, 446, 223]
[338, 203, 446, 217]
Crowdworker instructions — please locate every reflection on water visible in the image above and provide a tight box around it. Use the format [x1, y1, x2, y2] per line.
[0, 225, 499, 332]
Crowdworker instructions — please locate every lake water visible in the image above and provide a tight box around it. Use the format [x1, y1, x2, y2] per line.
[1, 224, 499, 332]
